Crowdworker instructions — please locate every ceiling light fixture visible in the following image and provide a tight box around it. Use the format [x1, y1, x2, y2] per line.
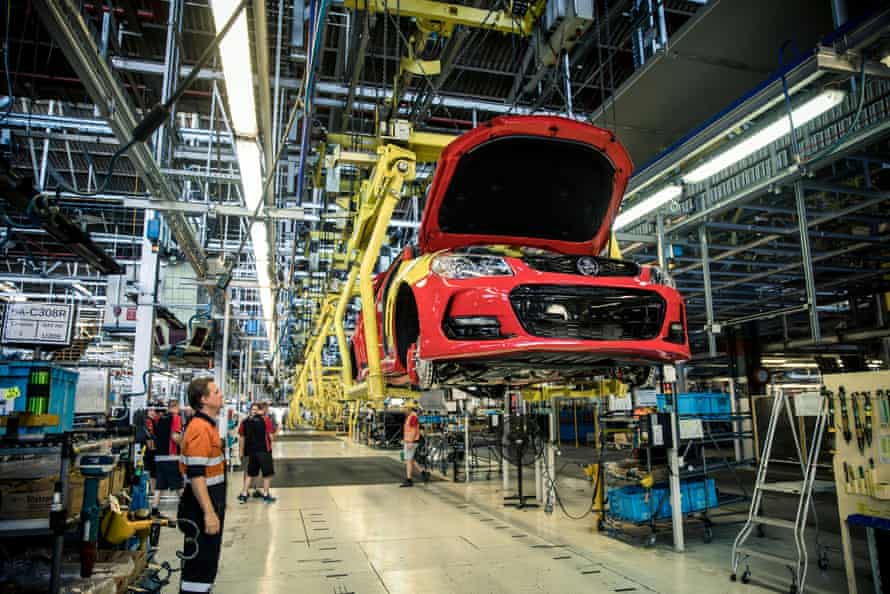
[209, 0, 276, 347]
[613, 184, 683, 231]
[682, 89, 847, 183]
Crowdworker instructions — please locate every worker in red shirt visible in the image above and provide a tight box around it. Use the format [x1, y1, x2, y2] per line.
[152, 400, 183, 517]
[400, 401, 429, 487]
[143, 405, 159, 503]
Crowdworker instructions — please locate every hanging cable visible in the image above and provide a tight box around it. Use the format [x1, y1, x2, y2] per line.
[804, 56, 868, 164]
[0, 0, 14, 124]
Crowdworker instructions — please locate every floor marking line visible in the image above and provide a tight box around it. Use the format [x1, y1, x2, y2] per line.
[299, 509, 311, 548]
[357, 541, 392, 594]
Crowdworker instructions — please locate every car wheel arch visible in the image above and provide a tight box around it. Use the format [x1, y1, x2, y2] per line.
[393, 283, 423, 369]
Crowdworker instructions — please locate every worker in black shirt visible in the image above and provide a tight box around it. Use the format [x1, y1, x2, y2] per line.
[152, 400, 183, 517]
[238, 403, 276, 503]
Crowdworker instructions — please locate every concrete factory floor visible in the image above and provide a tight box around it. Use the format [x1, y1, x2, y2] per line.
[156, 433, 873, 594]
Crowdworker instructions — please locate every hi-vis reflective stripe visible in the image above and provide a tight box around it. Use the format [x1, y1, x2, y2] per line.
[187, 474, 225, 487]
[155, 455, 179, 462]
[181, 455, 224, 466]
[180, 580, 213, 592]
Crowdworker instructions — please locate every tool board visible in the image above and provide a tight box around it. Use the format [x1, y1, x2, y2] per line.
[822, 371, 890, 594]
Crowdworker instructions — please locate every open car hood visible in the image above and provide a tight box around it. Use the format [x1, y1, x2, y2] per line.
[418, 116, 633, 256]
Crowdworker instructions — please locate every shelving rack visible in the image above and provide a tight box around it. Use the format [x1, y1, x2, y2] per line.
[600, 390, 755, 547]
[0, 432, 131, 594]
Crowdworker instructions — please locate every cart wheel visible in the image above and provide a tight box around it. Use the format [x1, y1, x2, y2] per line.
[646, 534, 657, 547]
[818, 554, 829, 570]
[741, 568, 751, 584]
[703, 526, 713, 543]
[789, 584, 797, 594]
[730, 574, 737, 582]
[756, 524, 766, 538]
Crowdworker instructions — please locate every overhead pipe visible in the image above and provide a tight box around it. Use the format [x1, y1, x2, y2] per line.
[765, 327, 890, 351]
[704, 221, 885, 243]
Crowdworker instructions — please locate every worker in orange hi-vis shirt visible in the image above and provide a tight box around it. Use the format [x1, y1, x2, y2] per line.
[177, 378, 227, 594]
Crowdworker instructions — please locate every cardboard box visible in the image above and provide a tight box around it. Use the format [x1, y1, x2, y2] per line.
[96, 550, 146, 594]
[109, 464, 126, 496]
[0, 471, 99, 520]
[0, 475, 56, 520]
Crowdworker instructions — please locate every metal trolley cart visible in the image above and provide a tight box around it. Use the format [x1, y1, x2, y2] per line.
[601, 391, 755, 547]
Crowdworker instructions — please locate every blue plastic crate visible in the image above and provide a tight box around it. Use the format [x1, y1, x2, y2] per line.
[681, 478, 718, 513]
[0, 362, 79, 435]
[657, 392, 732, 418]
[705, 393, 732, 418]
[608, 484, 672, 523]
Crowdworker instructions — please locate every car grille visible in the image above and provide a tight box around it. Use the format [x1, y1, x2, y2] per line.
[522, 254, 639, 277]
[509, 285, 665, 340]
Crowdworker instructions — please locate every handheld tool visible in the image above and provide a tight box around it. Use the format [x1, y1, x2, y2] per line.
[839, 387, 852, 444]
[77, 454, 117, 578]
[878, 390, 890, 427]
[825, 388, 836, 429]
[869, 458, 876, 497]
[864, 392, 873, 448]
[851, 392, 865, 455]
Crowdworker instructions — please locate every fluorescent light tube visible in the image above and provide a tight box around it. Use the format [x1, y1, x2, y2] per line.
[209, 0, 257, 137]
[235, 139, 264, 211]
[682, 89, 846, 183]
[613, 184, 683, 230]
[210, 0, 275, 345]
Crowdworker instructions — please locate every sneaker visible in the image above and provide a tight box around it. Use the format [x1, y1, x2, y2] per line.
[238, 493, 248, 504]
[263, 494, 277, 504]
[151, 509, 169, 520]
[252, 490, 264, 499]
[400, 479, 414, 488]
[421, 470, 430, 483]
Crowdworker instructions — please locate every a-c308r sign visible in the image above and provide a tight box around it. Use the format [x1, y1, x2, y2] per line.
[1, 303, 76, 347]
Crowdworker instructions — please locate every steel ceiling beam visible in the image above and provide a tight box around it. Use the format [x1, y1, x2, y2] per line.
[674, 184, 890, 274]
[33, 0, 208, 277]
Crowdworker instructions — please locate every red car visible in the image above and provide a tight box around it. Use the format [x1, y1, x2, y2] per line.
[351, 115, 690, 388]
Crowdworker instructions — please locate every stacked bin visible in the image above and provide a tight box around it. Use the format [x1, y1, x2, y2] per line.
[0, 362, 79, 435]
[608, 479, 718, 522]
[656, 392, 732, 418]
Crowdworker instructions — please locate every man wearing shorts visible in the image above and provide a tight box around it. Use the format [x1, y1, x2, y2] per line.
[238, 403, 276, 503]
[400, 401, 429, 487]
[152, 400, 184, 515]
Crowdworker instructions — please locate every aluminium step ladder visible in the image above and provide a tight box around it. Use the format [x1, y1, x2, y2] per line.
[731, 385, 832, 594]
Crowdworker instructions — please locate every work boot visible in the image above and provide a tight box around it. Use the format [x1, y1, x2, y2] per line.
[263, 494, 277, 504]
[238, 493, 248, 504]
[400, 479, 414, 488]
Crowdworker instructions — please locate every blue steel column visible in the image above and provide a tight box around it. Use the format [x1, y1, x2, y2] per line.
[794, 181, 821, 342]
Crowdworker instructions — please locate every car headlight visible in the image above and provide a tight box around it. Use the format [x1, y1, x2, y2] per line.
[431, 254, 513, 279]
[649, 266, 676, 288]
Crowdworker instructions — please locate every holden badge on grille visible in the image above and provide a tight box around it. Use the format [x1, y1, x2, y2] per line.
[576, 257, 600, 276]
